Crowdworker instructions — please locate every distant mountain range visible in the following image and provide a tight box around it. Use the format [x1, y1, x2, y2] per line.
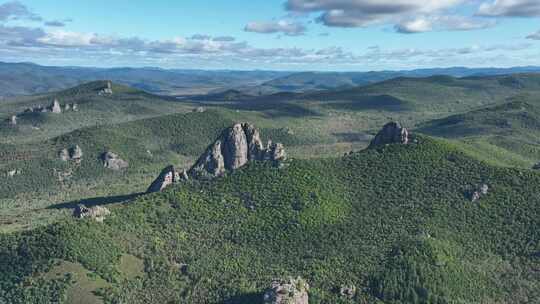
[3, 61, 540, 98]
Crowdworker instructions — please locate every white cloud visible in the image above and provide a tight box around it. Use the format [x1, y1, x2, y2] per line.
[478, 0, 540, 17]
[396, 15, 495, 33]
[244, 20, 306, 35]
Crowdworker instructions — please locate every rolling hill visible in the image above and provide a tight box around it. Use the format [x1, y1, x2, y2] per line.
[418, 97, 540, 168]
[1, 135, 539, 303]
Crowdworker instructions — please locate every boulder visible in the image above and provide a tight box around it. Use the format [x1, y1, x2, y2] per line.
[471, 184, 489, 202]
[98, 81, 113, 95]
[50, 99, 62, 113]
[64, 103, 71, 111]
[263, 277, 309, 304]
[339, 285, 356, 299]
[147, 165, 188, 193]
[72, 103, 79, 111]
[102, 151, 129, 170]
[74, 204, 110, 222]
[70, 145, 83, 161]
[193, 107, 205, 113]
[189, 123, 286, 179]
[533, 163, 540, 170]
[369, 122, 409, 148]
[9, 115, 17, 125]
[59, 148, 70, 161]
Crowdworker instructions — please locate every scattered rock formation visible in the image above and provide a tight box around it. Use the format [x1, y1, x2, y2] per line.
[471, 184, 489, 202]
[9, 115, 17, 125]
[50, 99, 62, 113]
[59, 148, 70, 161]
[369, 122, 410, 148]
[102, 151, 128, 170]
[59, 145, 83, 162]
[6, 169, 21, 177]
[147, 166, 188, 193]
[263, 277, 309, 304]
[189, 123, 286, 178]
[74, 204, 110, 222]
[98, 81, 113, 95]
[339, 285, 356, 299]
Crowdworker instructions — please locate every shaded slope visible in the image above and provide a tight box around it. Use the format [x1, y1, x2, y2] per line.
[1, 137, 539, 303]
[418, 98, 540, 167]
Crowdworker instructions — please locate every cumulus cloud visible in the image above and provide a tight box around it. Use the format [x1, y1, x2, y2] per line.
[527, 30, 540, 40]
[284, 0, 494, 33]
[244, 20, 306, 35]
[396, 15, 495, 33]
[44, 20, 66, 27]
[478, 0, 540, 17]
[0, 1, 41, 21]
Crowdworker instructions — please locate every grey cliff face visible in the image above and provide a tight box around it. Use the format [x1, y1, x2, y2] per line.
[369, 122, 409, 148]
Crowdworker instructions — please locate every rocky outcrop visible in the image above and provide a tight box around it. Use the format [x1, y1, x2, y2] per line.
[533, 163, 540, 170]
[50, 99, 62, 113]
[339, 285, 356, 299]
[146, 166, 188, 193]
[9, 115, 17, 125]
[59, 145, 83, 162]
[72, 103, 79, 111]
[471, 184, 489, 202]
[193, 106, 205, 113]
[102, 152, 128, 170]
[263, 277, 309, 304]
[369, 122, 409, 148]
[74, 204, 110, 222]
[98, 81, 113, 95]
[189, 123, 286, 178]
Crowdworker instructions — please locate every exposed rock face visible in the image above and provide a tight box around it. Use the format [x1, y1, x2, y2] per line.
[59, 149, 70, 161]
[6, 169, 21, 177]
[59, 145, 83, 162]
[72, 103, 79, 111]
[263, 277, 309, 304]
[471, 184, 489, 202]
[74, 204, 110, 222]
[189, 123, 286, 178]
[147, 166, 188, 193]
[9, 115, 17, 125]
[369, 122, 409, 148]
[70, 145, 83, 161]
[98, 81, 113, 95]
[102, 152, 129, 170]
[50, 99, 62, 113]
[339, 285, 356, 299]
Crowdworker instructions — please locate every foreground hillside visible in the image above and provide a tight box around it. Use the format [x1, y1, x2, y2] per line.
[1, 136, 539, 303]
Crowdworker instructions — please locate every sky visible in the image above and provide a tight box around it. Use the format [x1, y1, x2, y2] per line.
[1, 0, 540, 71]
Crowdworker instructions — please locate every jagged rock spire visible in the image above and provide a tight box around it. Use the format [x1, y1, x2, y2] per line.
[189, 123, 286, 179]
[147, 123, 287, 192]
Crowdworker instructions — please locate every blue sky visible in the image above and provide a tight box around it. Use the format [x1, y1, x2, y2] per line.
[1, 0, 540, 71]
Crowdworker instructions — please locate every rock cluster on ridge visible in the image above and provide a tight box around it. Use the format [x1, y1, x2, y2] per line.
[146, 123, 287, 192]
[102, 151, 129, 170]
[189, 122, 287, 178]
[369, 122, 410, 148]
[263, 277, 309, 304]
[146, 166, 188, 193]
[74, 204, 110, 222]
[59, 145, 83, 162]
